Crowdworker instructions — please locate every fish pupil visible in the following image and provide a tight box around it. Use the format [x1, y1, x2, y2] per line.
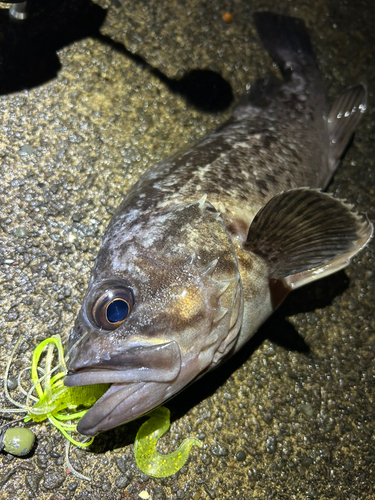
[106, 299, 129, 323]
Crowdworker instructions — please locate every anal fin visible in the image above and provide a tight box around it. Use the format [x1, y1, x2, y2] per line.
[244, 188, 373, 289]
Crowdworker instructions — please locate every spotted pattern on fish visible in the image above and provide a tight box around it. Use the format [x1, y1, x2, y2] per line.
[65, 13, 372, 436]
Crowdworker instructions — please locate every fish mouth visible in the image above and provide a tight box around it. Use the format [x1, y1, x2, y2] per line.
[64, 340, 182, 436]
[65, 340, 182, 385]
[72, 380, 173, 436]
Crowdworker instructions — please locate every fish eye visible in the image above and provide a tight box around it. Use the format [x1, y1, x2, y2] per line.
[92, 286, 134, 330]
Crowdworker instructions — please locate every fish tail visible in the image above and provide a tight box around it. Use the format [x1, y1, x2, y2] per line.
[253, 12, 317, 73]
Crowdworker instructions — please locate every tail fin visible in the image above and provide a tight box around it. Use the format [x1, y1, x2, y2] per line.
[253, 12, 317, 74]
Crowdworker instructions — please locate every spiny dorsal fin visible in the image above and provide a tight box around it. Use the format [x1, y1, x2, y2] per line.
[328, 85, 367, 167]
[244, 188, 373, 289]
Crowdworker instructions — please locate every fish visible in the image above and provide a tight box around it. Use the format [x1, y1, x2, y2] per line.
[65, 12, 373, 436]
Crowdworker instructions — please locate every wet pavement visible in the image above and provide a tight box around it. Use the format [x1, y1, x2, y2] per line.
[0, 0, 374, 499]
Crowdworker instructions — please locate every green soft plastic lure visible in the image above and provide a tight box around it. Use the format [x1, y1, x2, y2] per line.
[2, 335, 109, 448]
[2, 336, 202, 478]
[134, 406, 202, 478]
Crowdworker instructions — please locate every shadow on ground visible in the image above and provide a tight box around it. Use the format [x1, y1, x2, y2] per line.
[0, 0, 233, 112]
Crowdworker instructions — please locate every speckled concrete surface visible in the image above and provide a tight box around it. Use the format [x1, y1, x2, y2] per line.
[0, 0, 374, 499]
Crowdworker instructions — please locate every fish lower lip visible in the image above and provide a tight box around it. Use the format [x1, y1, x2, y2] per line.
[75, 381, 170, 436]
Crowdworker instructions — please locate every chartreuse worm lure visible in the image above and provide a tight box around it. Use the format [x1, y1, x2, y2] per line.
[1, 335, 109, 448]
[134, 406, 202, 478]
[2, 336, 202, 478]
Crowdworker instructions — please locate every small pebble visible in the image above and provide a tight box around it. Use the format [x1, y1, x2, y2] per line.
[235, 450, 246, 461]
[7, 377, 18, 391]
[14, 227, 29, 238]
[210, 443, 229, 457]
[222, 12, 233, 23]
[17, 145, 35, 156]
[301, 403, 314, 417]
[67, 481, 78, 491]
[265, 435, 277, 454]
[196, 432, 206, 440]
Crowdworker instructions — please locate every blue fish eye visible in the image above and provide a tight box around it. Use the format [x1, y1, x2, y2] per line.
[92, 285, 134, 330]
[107, 299, 129, 323]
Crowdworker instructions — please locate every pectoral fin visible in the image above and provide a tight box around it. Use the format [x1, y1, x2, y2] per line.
[245, 188, 373, 289]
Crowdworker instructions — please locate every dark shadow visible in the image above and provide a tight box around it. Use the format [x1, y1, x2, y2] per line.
[0, 1, 105, 93]
[95, 32, 234, 112]
[155, 67, 234, 113]
[88, 418, 139, 453]
[0, 0, 233, 112]
[88, 270, 349, 451]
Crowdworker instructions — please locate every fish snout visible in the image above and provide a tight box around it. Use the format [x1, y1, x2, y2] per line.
[64, 340, 182, 387]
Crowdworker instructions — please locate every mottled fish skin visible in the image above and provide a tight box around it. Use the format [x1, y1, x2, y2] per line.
[65, 13, 372, 436]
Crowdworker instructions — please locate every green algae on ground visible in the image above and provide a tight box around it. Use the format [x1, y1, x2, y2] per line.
[134, 406, 202, 477]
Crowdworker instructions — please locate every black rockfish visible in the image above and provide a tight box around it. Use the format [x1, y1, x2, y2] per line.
[65, 13, 372, 436]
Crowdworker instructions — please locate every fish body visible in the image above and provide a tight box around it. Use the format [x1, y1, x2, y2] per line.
[65, 13, 372, 436]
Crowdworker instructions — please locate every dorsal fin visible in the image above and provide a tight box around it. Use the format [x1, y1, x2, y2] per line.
[328, 85, 367, 171]
[244, 188, 373, 289]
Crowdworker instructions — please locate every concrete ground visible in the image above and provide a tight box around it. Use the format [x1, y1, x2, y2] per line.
[0, 0, 374, 499]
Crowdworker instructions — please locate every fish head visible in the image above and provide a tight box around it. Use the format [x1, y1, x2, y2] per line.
[65, 200, 243, 435]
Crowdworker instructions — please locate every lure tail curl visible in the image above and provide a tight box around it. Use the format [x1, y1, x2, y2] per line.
[134, 406, 202, 478]
[2, 336, 202, 478]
